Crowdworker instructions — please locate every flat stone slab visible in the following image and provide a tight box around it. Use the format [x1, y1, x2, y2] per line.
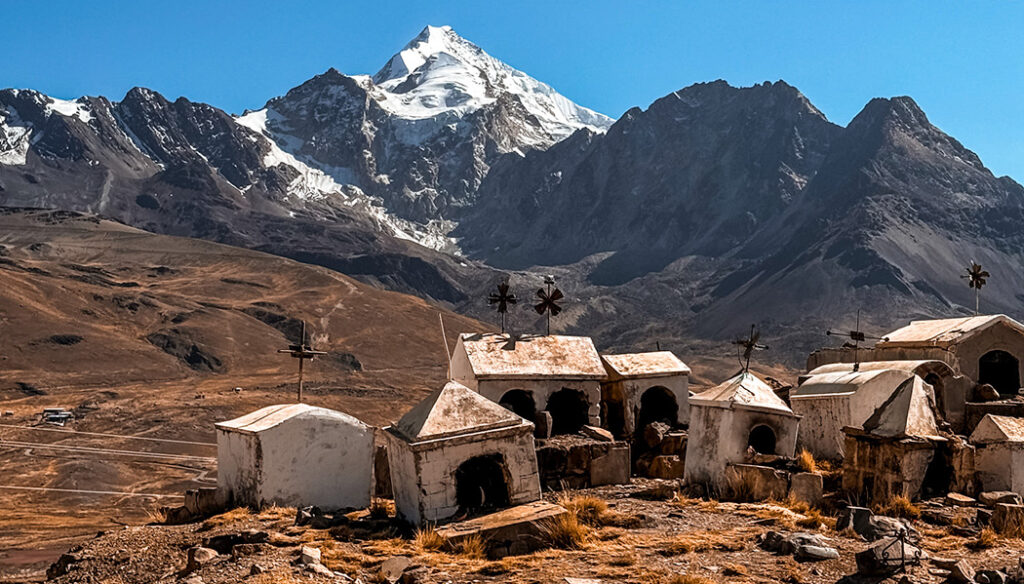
[436, 501, 568, 558]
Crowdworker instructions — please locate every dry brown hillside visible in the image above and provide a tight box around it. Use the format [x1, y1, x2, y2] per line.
[0, 208, 488, 577]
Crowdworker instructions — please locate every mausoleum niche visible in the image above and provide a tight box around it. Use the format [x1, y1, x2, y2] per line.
[546, 387, 590, 435]
[747, 424, 778, 455]
[455, 454, 511, 515]
[979, 349, 1020, 396]
[499, 389, 536, 422]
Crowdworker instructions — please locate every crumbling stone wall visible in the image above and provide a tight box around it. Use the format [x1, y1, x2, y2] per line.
[841, 433, 935, 503]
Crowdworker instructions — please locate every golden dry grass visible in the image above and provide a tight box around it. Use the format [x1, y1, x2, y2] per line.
[456, 534, 487, 559]
[795, 508, 835, 530]
[796, 450, 818, 474]
[200, 507, 252, 530]
[969, 528, 998, 550]
[659, 530, 745, 555]
[874, 495, 921, 520]
[413, 527, 446, 553]
[542, 513, 590, 550]
[558, 494, 608, 526]
[722, 563, 748, 576]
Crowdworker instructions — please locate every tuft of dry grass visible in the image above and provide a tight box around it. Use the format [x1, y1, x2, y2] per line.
[874, 495, 921, 520]
[660, 530, 744, 555]
[995, 510, 1024, 538]
[456, 534, 487, 559]
[145, 507, 167, 525]
[200, 507, 252, 530]
[796, 450, 818, 474]
[558, 494, 608, 526]
[969, 527, 998, 549]
[795, 508, 836, 530]
[413, 527, 446, 552]
[542, 513, 590, 550]
[367, 498, 395, 519]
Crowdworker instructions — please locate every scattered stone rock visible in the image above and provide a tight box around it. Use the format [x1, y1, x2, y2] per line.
[581, 425, 614, 442]
[975, 384, 1001, 402]
[992, 503, 1024, 533]
[633, 481, 678, 500]
[186, 547, 218, 572]
[855, 537, 926, 576]
[643, 422, 669, 449]
[758, 531, 832, 556]
[794, 544, 840, 562]
[298, 545, 322, 566]
[305, 562, 335, 577]
[946, 492, 977, 507]
[400, 566, 432, 584]
[203, 530, 269, 553]
[837, 506, 919, 542]
[249, 564, 266, 576]
[230, 543, 270, 559]
[931, 557, 959, 570]
[978, 508, 993, 525]
[948, 559, 976, 584]
[648, 455, 685, 479]
[980, 491, 1023, 507]
[380, 556, 412, 583]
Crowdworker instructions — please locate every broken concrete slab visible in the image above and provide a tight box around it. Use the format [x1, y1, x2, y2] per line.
[589, 444, 630, 486]
[725, 464, 789, 501]
[298, 545, 321, 566]
[789, 472, 823, 507]
[945, 492, 977, 507]
[992, 503, 1024, 534]
[581, 425, 614, 442]
[980, 491, 1024, 507]
[794, 544, 839, 562]
[948, 559, 976, 584]
[435, 500, 568, 559]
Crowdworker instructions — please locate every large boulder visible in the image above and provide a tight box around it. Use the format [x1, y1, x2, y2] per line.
[980, 491, 1023, 507]
[186, 547, 218, 572]
[837, 506, 919, 542]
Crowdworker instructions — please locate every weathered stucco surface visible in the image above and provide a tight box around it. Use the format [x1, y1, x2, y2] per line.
[216, 404, 374, 510]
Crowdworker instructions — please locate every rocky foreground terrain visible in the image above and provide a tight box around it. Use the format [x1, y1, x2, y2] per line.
[28, 480, 1024, 584]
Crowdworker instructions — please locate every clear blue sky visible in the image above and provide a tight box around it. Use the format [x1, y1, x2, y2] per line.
[4, 1, 1022, 180]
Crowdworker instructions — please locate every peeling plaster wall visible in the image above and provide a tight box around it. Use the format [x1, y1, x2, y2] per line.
[791, 395, 851, 460]
[388, 427, 541, 526]
[975, 444, 1024, 495]
[601, 374, 690, 436]
[476, 378, 601, 427]
[683, 404, 799, 491]
[217, 429, 260, 505]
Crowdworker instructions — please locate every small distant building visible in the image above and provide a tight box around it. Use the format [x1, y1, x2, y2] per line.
[684, 371, 800, 491]
[841, 376, 948, 503]
[971, 414, 1024, 497]
[387, 381, 541, 526]
[793, 362, 961, 460]
[600, 351, 691, 439]
[450, 333, 606, 435]
[216, 403, 374, 510]
[809, 315, 1024, 399]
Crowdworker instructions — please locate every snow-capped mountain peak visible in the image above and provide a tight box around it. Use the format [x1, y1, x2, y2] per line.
[371, 25, 613, 137]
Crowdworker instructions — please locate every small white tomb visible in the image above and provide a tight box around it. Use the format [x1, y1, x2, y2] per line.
[971, 414, 1024, 497]
[216, 403, 374, 510]
[387, 380, 541, 526]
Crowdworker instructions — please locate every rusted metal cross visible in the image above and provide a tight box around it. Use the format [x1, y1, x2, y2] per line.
[277, 321, 326, 403]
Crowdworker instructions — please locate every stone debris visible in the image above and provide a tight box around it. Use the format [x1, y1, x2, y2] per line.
[991, 503, 1024, 533]
[581, 425, 614, 442]
[789, 472, 824, 507]
[758, 531, 838, 562]
[379, 556, 412, 583]
[836, 506, 920, 542]
[946, 492, 977, 507]
[298, 545, 322, 566]
[855, 536, 926, 576]
[980, 491, 1024, 507]
[948, 559, 976, 584]
[186, 547, 218, 572]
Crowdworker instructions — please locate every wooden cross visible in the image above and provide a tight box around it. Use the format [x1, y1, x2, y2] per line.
[732, 324, 768, 373]
[277, 321, 326, 402]
[826, 310, 888, 371]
